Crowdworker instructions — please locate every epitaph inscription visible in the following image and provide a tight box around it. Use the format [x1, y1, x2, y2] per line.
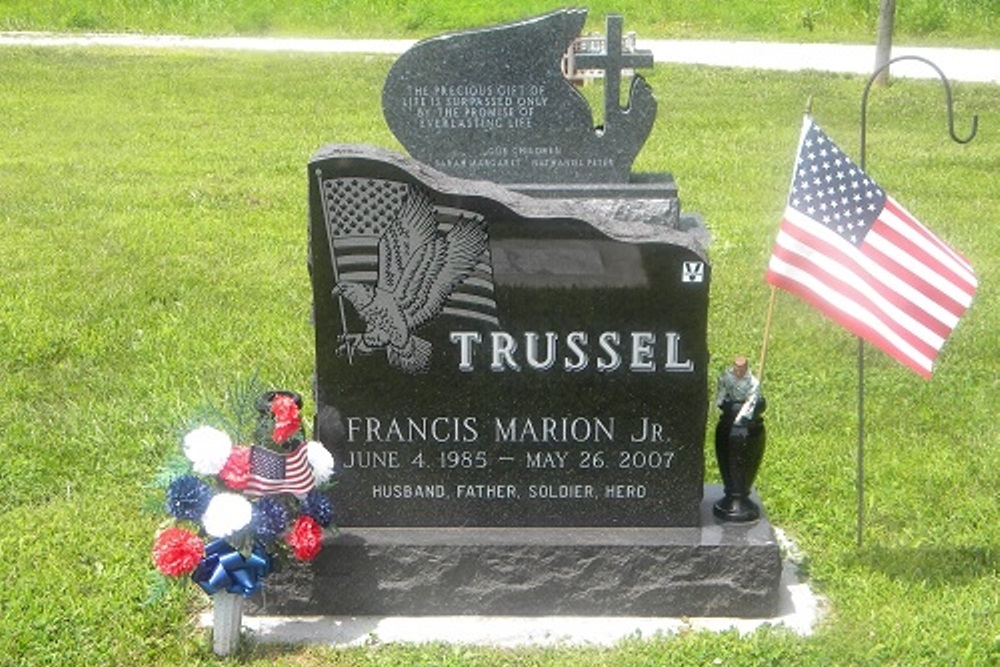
[382, 9, 656, 184]
[310, 145, 710, 528]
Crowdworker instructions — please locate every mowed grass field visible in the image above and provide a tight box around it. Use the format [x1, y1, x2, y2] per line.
[0, 3, 997, 665]
[0, 0, 997, 45]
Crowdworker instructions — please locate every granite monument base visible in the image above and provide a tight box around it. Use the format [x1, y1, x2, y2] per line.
[252, 485, 782, 619]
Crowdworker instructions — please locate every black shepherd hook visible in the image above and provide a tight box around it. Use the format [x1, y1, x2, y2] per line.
[852, 54, 978, 548]
[860, 55, 979, 169]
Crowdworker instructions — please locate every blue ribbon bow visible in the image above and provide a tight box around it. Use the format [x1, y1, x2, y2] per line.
[192, 539, 272, 596]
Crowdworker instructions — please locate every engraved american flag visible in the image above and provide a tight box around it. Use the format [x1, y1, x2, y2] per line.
[319, 177, 500, 327]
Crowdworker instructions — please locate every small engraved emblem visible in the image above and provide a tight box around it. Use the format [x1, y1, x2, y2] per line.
[682, 261, 705, 283]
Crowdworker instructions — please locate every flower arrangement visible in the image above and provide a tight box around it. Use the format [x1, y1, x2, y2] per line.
[151, 390, 335, 597]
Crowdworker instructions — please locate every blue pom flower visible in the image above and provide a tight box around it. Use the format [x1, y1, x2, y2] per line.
[165, 474, 212, 522]
[300, 490, 333, 527]
[252, 496, 289, 542]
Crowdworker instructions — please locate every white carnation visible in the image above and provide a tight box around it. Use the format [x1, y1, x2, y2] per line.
[182, 425, 233, 475]
[305, 440, 335, 485]
[201, 492, 252, 538]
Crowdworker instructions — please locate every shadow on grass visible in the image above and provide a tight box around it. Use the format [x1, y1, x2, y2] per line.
[854, 544, 996, 586]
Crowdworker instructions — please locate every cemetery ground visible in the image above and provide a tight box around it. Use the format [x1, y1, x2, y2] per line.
[0, 44, 997, 667]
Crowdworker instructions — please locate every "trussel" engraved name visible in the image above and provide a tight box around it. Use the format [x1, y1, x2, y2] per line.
[448, 331, 695, 373]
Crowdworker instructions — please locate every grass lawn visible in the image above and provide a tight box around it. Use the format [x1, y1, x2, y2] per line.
[0, 40, 996, 667]
[0, 0, 997, 46]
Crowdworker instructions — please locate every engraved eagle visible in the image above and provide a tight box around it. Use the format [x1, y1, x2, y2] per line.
[333, 185, 488, 373]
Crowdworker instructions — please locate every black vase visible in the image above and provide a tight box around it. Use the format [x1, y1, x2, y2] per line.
[713, 405, 766, 522]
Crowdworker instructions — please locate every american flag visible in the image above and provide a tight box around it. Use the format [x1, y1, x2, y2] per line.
[766, 116, 977, 378]
[244, 443, 315, 498]
[320, 177, 500, 328]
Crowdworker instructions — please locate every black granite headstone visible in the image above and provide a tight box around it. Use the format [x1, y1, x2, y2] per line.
[310, 145, 710, 529]
[267, 145, 783, 618]
[254, 9, 782, 619]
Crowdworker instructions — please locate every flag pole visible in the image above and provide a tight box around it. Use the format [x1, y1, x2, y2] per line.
[758, 98, 811, 383]
[856, 55, 978, 547]
[756, 98, 811, 383]
[855, 337, 866, 547]
[757, 286, 777, 383]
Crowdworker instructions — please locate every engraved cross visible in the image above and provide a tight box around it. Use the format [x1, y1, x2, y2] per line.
[572, 14, 654, 131]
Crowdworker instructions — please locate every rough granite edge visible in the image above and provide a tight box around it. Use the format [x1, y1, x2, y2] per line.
[311, 143, 711, 260]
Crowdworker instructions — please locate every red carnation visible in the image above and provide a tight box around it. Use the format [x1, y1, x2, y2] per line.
[271, 394, 301, 444]
[285, 515, 323, 561]
[152, 526, 205, 577]
[218, 446, 251, 490]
